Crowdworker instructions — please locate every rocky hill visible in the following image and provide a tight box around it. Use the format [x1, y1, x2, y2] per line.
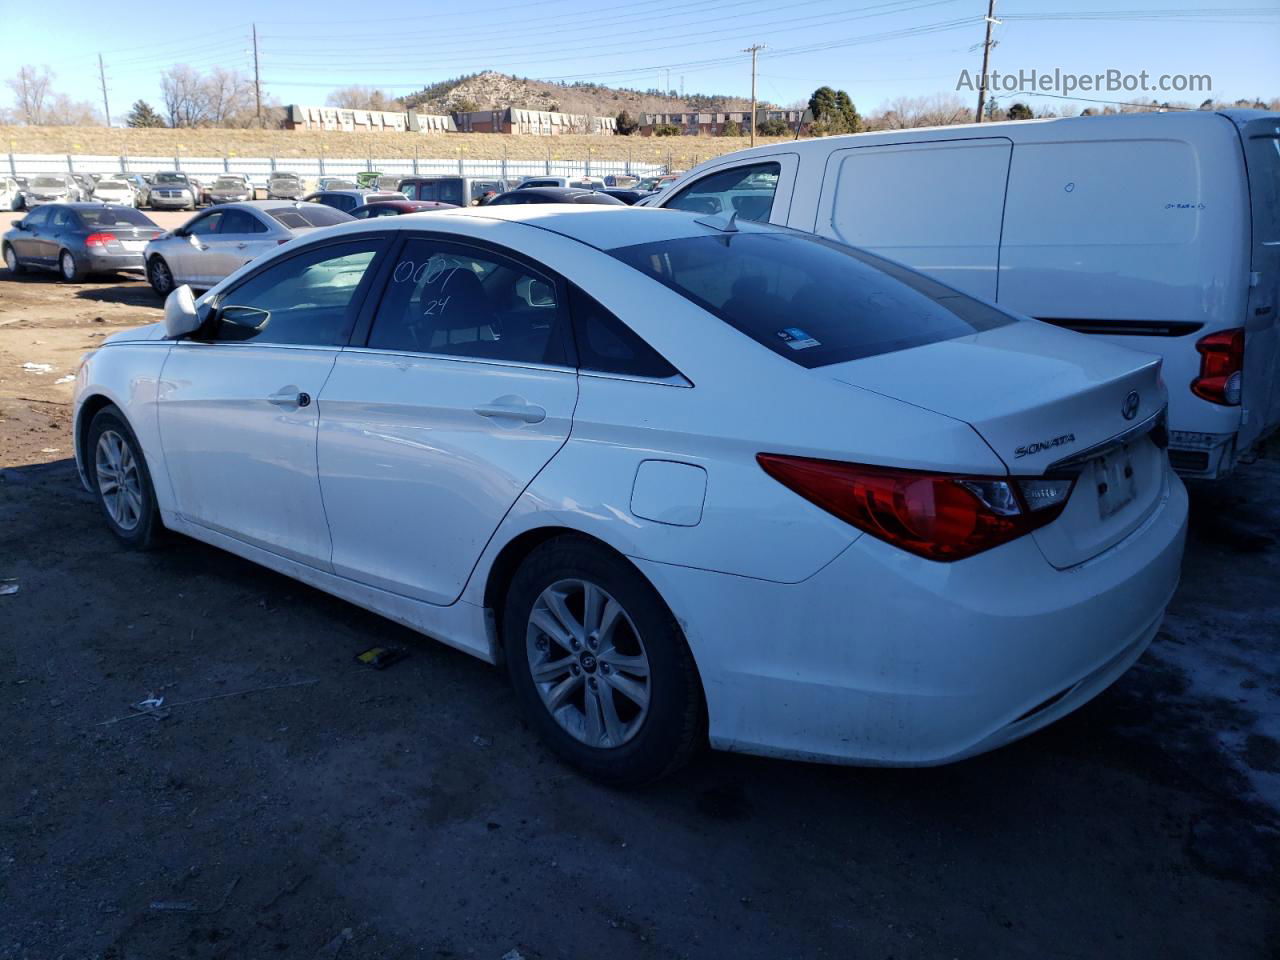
[403, 71, 753, 117]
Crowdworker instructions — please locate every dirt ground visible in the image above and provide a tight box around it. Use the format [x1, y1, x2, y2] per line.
[0, 264, 1278, 960]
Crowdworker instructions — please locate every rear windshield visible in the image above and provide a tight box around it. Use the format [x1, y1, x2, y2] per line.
[154, 173, 188, 184]
[609, 231, 1014, 368]
[214, 177, 245, 188]
[267, 205, 353, 228]
[78, 207, 155, 227]
[32, 176, 67, 188]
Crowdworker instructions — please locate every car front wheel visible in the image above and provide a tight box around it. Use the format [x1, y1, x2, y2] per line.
[88, 406, 163, 549]
[503, 536, 704, 785]
[4, 245, 25, 275]
[148, 256, 174, 296]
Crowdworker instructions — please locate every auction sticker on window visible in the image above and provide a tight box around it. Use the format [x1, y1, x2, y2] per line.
[777, 327, 821, 350]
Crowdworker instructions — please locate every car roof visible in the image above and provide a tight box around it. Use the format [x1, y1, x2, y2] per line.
[508, 187, 600, 199]
[204, 199, 306, 210]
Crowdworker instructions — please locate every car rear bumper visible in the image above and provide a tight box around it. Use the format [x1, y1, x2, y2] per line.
[84, 251, 146, 273]
[634, 466, 1188, 766]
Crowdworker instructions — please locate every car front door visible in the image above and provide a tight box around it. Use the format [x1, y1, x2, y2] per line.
[198, 208, 275, 282]
[175, 210, 225, 286]
[316, 234, 578, 604]
[12, 206, 51, 262]
[157, 236, 387, 567]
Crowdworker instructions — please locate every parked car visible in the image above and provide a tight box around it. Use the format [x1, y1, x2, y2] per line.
[317, 177, 359, 191]
[605, 174, 639, 187]
[92, 177, 140, 207]
[143, 200, 355, 295]
[22, 174, 86, 206]
[350, 200, 458, 219]
[1, 176, 22, 211]
[517, 176, 571, 189]
[209, 175, 255, 205]
[73, 205, 1188, 784]
[568, 176, 606, 191]
[303, 190, 404, 214]
[486, 187, 626, 207]
[398, 176, 510, 207]
[71, 173, 97, 198]
[116, 174, 152, 207]
[267, 172, 304, 199]
[601, 189, 651, 205]
[653, 109, 1280, 480]
[3, 203, 162, 280]
[147, 171, 198, 211]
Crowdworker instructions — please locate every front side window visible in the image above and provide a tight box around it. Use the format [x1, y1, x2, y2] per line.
[609, 231, 1013, 369]
[211, 240, 382, 346]
[367, 237, 569, 366]
[186, 211, 224, 236]
[664, 162, 780, 222]
[22, 207, 50, 227]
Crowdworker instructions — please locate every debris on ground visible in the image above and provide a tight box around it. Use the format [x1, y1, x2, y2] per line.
[500, 950, 527, 960]
[354, 646, 408, 669]
[316, 927, 353, 958]
[96, 678, 320, 726]
[472, 734, 492, 747]
[21, 362, 54, 374]
[0, 579, 17, 597]
[149, 876, 240, 914]
[53, 375, 75, 384]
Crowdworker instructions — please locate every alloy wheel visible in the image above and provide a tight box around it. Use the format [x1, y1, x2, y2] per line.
[95, 429, 144, 531]
[60, 251, 76, 280]
[525, 578, 652, 749]
[150, 258, 172, 294]
[4, 247, 15, 272]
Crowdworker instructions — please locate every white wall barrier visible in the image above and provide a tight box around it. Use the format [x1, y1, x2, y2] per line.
[7, 153, 669, 180]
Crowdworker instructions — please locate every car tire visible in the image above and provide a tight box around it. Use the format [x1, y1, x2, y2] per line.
[59, 249, 84, 282]
[87, 406, 164, 550]
[148, 256, 174, 297]
[3, 244, 26, 275]
[503, 535, 705, 786]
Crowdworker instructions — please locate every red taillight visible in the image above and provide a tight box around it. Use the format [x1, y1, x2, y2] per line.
[757, 454, 1071, 562]
[84, 233, 113, 248]
[1191, 328, 1244, 405]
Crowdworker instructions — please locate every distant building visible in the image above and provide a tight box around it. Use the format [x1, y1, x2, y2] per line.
[453, 107, 617, 135]
[640, 108, 810, 136]
[281, 104, 615, 136]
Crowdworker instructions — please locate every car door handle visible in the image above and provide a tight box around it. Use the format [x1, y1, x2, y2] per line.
[268, 388, 311, 408]
[474, 400, 546, 424]
[236, 242, 248, 248]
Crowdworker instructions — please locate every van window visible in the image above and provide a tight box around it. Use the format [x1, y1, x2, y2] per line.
[665, 162, 780, 222]
[824, 139, 1011, 302]
[610, 231, 1012, 369]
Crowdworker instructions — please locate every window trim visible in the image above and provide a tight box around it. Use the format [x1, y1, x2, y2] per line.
[350, 230, 577, 371]
[193, 232, 394, 347]
[662, 159, 784, 222]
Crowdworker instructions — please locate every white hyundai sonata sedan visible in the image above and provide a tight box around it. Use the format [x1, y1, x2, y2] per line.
[73, 205, 1188, 783]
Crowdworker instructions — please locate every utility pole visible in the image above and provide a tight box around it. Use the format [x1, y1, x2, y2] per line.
[252, 23, 263, 128]
[97, 54, 110, 127]
[743, 43, 765, 147]
[974, 0, 999, 123]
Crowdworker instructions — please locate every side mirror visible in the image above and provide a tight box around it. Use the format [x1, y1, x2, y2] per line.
[11, 220, 25, 230]
[217, 305, 270, 341]
[163, 285, 202, 339]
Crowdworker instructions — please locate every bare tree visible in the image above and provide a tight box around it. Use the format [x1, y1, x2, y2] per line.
[160, 65, 210, 127]
[326, 85, 402, 112]
[204, 68, 256, 127]
[44, 93, 99, 126]
[866, 93, 970, 131]
[6, 65, 53, 125]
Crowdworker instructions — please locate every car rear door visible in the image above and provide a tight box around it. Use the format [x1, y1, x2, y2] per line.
[157, 236, 388, 568]
[202, 208, 277, 281]
[1237, 116, 1280, 447]
[315, 233, 578, 604]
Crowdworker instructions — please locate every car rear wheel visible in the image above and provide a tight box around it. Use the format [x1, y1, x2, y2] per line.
[503, 535, 704, 785]
[148, 257, 174, 296]
[4, 245, 25, 275]
[59, 250, 83, 282]
[88, 406, 163, 549]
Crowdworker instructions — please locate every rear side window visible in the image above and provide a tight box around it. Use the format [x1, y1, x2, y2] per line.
[569, 286, 678, 379]
[219, 210, 268, 234]
[664, 162, 780, 222]
[366, 237, 570, 366]
[609, 231, 1013, 369]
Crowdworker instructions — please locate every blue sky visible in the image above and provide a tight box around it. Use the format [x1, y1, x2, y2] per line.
[3, 0, 1277, 122]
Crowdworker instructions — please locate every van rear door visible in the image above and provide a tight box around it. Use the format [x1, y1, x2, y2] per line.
[1237, 115, 1280, 449]
[813, 137, 1012, 302]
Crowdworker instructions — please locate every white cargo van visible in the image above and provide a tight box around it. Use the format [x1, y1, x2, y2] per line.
[653, 111, 1280, 479]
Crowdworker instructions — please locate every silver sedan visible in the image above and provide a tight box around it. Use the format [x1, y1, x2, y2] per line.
[143, 200, 355, 295]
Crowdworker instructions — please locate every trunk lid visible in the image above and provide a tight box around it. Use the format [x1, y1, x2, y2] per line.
[823, 320, 1168, 568]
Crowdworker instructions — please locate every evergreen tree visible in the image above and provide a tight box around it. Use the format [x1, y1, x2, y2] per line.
[126, 99, 166, 128]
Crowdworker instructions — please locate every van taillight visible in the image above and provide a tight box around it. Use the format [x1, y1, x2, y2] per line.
[756, 454, 1072, 562]
[1192, 328, 1244, 405]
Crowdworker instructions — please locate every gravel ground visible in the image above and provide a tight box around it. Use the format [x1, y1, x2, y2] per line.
[0, 268, 1277, 959]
